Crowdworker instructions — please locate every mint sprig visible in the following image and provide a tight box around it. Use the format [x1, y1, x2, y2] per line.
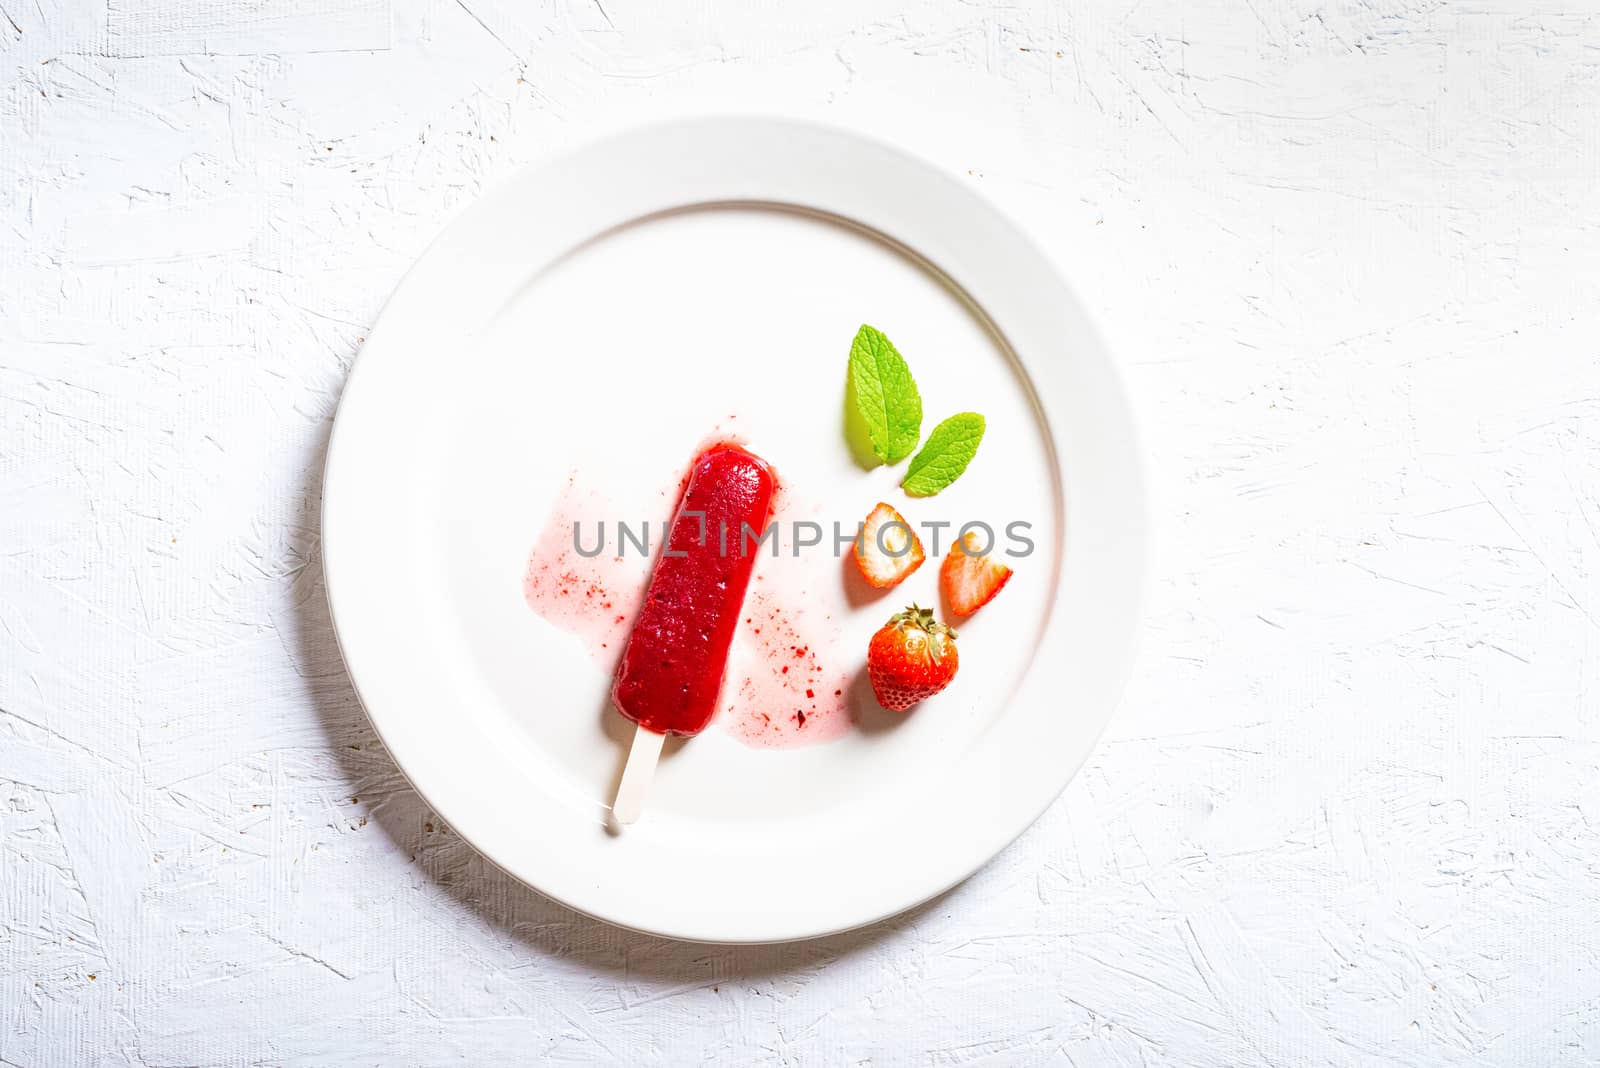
[902, 412, 985, 496]
[848, 325, 922, 464]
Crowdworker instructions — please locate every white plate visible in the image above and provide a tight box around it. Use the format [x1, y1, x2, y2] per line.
[322, 117, 1147, 943]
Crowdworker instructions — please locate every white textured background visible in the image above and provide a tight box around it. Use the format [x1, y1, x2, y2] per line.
[4, 0, 1599, 1064]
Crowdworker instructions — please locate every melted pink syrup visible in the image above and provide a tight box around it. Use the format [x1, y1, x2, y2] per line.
[522, 427, 853, 749]
[520, 476, 648, 661]
[722, 582, 853, 747]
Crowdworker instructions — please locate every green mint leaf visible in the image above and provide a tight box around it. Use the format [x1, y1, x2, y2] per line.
[901, 412, 985, 496]
[848, 325, 922, 464]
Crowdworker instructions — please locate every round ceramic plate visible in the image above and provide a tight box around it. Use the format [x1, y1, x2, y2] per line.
[322, 116, 1146, 943]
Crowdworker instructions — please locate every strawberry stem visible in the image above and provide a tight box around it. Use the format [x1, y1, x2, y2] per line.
[888, 603, 956, 640]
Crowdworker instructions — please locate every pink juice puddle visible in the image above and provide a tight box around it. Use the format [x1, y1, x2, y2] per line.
[521, 478, 650, 661]
[522, 453, 857, 749]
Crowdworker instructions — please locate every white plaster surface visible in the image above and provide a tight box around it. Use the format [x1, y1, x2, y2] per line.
[4, 0, 1600, 1063]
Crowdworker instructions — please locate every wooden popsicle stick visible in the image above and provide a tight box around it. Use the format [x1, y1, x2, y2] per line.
[611, 724, 666, 825]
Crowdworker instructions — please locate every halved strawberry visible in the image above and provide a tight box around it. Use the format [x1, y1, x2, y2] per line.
[854, 502, 925, 588]
[940, 531, 1013, 616]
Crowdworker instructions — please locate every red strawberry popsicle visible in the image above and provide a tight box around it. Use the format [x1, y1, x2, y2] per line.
[610, 444, 775, 824]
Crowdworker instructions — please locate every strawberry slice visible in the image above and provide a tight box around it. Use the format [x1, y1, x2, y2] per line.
[940, 531, 1013, 616]
[854, 502, 926, 588]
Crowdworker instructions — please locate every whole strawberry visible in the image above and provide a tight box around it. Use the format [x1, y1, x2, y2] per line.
[867, 605, 959, 712]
